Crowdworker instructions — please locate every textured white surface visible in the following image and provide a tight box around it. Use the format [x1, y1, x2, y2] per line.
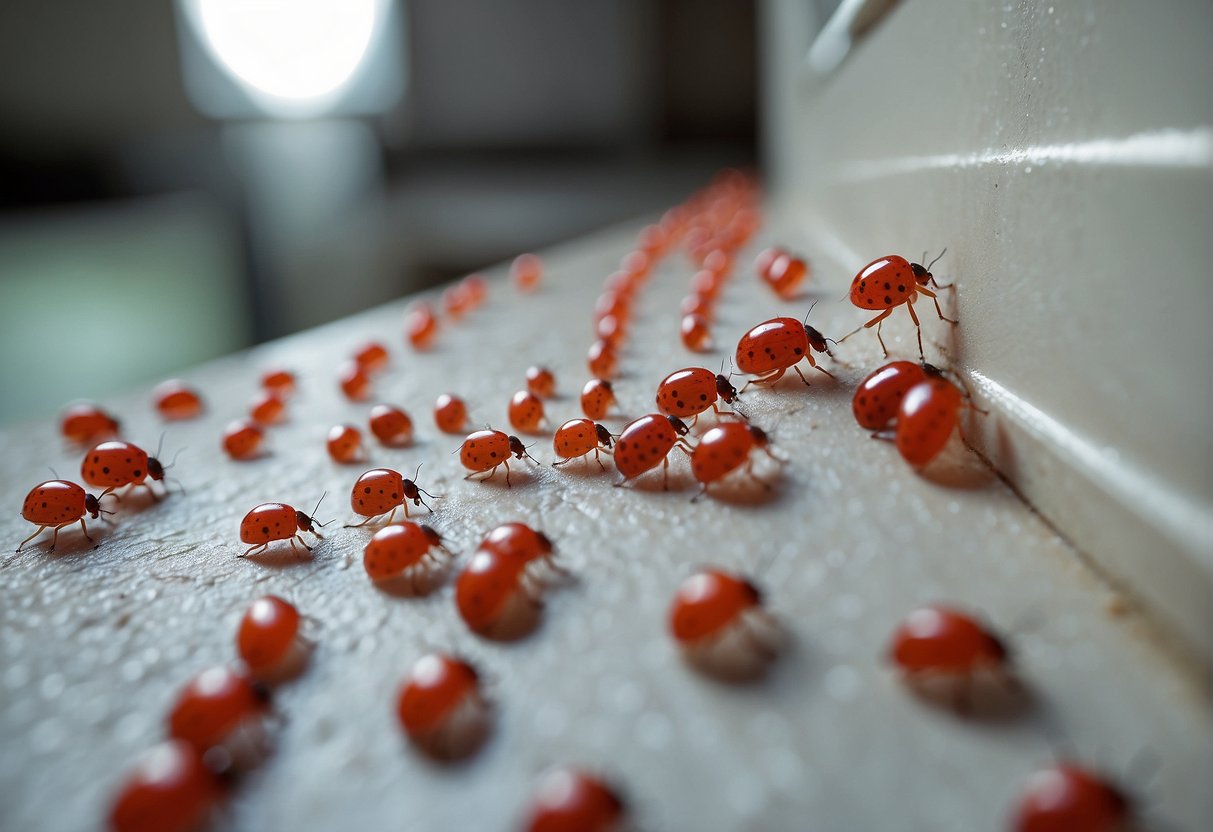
[1, 220, 1210, 831]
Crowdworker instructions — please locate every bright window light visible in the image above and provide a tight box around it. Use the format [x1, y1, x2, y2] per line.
[186, 0, 382, 117]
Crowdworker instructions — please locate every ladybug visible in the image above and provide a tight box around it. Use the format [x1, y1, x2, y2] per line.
[1010, 764, 1132, 832]
[842, 250, 956, 358]
[580, 378, 616, 420]
[552, 419, 614, 470]
[668, 568, 778, 676]
[167, 666, 268, 756]
[363, 522, 450, 587]
[261, 368, 296, 398]
[80, 440, 169, 501]
[613, 414, 694, 489]
[595, 313, 624, 346]
[734, 315, 837, 389]
[754, 247, 784, 282]
[154, 380, 203, 421]
[454, 548, 539, 637]
[512, 253, 542, 292]
[526, 366, 556, 399]
[459, 429, 537, 487]
[655, 367, 741, 424]
[434, 394, 469, 434]
[690, 423, 780, 498]
[895, 370, 984, 468]
[248, 391, 285, 426]
[338, 362, 371, 402]
[680, 292, 713, 321]
[524, 768, 625, 832]
[461, 273, 487, 308]
[326, 424, 364, 464]
[353, 341, 389, 373]
[680, 313, 711, 352]
[887, 605, 1011, 709]
[368, 404, 414, 447]
[60, 403, 120, 445]
[18, 480, 108, 552]
[396, 653, 489, 759]
[107, 740, 222, 832]
[508, 390, 547, 434]
[347, 466, 437, 526]
[237, 595, 309, 682]
[479, 522, 555, 567]
[222, 420, 265, 461]
[443, 282, 472, 319]
[852, 360, 928, 431]
[238, 496, 328, 557]
[406, 303, 439, 350]
[762, 253, 809, 300]
[587, 339, 618, 379]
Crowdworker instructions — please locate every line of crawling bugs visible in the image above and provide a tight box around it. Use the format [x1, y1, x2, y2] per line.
[21, 170, 1142, 832]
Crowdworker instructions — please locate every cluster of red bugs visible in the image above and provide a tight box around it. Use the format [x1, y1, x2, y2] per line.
[15, 168, 1143, 832]
[109, 594, 309, 831]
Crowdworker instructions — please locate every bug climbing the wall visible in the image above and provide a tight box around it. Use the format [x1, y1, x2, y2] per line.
[238, 494, 329, 558]
[690, 422, 783, 500]
[655, 366, 744, 425]
[552, 419, 614, 470]
[613, 414, 695, 489]
[839, 250, 956, 359]
[80, 438, 176, 501]
[363, 521, 451, 588]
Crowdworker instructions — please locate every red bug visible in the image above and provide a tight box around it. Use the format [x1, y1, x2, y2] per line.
[508, 390, 547, 434]
[248, 391, 285, 426]
[595, 313, 624, 345]
[552, 419, 613, 470]
[689, 423, 781, 498]
[107, 740, 222, 832]
[154, 381, 204, 421]
[18, 480, 108, 552]
[668, 568, 778, 676]
[353, 341, 389, 374]
[852, 360, 928, 431]
[680, 293, 713, 321]
[434, 394, 468, 434]
[222, 420, 265, 461]
[238, 495, 328, 557]
[613, 414, 694, 489]
[887, 605, 1011, 709]
[840, 250, 956, 358]
[347, 465, 437, 526]
[1011, 764, 1132, 832]
[406, 303, 438, 350]
[586, 340, 618, 379]
[396, 653, 489, 759]
[261, 368, 295, 398]
[512, 253, 542, 292]
[735, 314, 837, 389]
[655, 367, 741, 424]
[754, 247, 783, 282]
[443, 282, 472, 319]
[680, 313, 711, 352]
[461, 273, 487, 307]
[455, 548, 540, 637]
[338, 362, 371, 402]
[526, 366, 556, 399]
[237, 595, 308, 682]
[60, 403, 120, 445]
[368, 404, 413, 447]
[167, 666, 268, 756]
[525, 768, 625, 832]
[326, 424, 364, 464]
[479, 522, 555, 566]
[80, 439, 170, 501]
[762, 253, 809, 300]
[459, 429, 538, 487]
[895, 370, 983, 468]
[363, 521, 450, 586]
[580, 379, 616, 420]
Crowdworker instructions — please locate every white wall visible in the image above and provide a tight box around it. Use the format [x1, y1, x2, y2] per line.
[763, 0, 1213, 666]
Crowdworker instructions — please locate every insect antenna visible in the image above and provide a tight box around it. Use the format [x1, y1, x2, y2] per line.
[924, 247, 948, 272]
[800, 299, 820, 326]
[309, 491, 332, 527]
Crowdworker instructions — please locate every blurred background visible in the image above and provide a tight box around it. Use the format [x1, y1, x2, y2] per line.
[0, 0, 765, 424]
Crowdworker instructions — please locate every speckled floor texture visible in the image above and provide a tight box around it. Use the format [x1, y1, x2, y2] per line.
[1, 219, 1209, 831]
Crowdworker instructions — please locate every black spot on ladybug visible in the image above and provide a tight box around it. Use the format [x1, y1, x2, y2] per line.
[884, 296, 892, 304]
[262, 526, 269, 534]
